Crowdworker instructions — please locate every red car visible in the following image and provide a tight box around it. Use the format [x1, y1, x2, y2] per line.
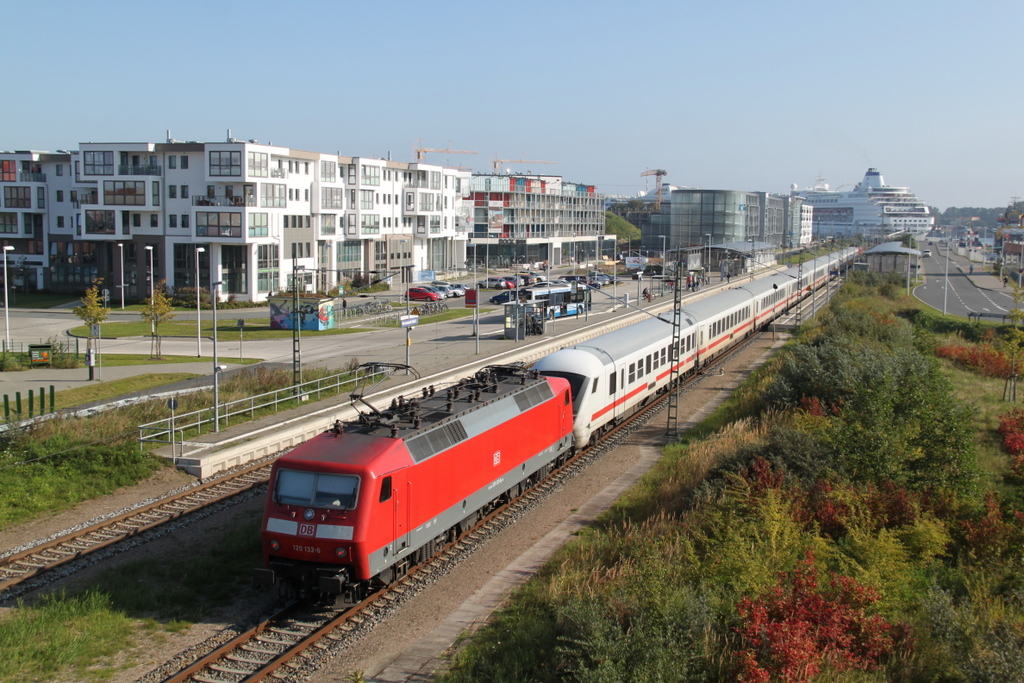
[407, 287, 440, 302]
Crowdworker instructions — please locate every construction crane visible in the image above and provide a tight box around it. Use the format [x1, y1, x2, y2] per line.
[491, 155, 556, 173]
[641, 169, 668, 209]
[413, 139, 477, 163]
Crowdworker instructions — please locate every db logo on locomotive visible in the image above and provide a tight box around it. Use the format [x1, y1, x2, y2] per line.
[298, 523, 315, 536]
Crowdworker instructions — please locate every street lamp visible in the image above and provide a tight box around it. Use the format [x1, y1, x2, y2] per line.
[117, 243, 124, 309]
[195, 247, 205, 357]
[2, 246, 13, 353]
[145, 245, 155, 337]
[212, 281, 222, 432]
[704, 234, 711, 278]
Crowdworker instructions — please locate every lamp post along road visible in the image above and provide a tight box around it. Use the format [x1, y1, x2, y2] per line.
[195, 247, 205, 357]
[117, 243, 125, 310]
[212, 281, 222, 432]
[145, 245, 155, 339]
[2, 246, 12, 354]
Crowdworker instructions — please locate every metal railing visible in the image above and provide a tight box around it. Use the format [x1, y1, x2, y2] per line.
[19, 172, 46, 182]
[137, 364, 387, 450]
[192, 196, 256, 207]
[117, 164, 162, 176]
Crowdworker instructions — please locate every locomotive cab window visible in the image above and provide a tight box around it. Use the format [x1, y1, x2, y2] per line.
[274, 469, 359, 510]
[379, 475, 392, 503]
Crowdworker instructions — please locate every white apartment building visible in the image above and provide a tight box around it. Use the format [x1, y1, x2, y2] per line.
[1, 137, 471, 302]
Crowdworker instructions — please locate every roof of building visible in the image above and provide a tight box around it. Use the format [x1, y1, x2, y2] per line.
[864, 241, 921, 257]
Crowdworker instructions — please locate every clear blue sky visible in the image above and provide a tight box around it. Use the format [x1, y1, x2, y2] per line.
[4, 0, 1019, 210]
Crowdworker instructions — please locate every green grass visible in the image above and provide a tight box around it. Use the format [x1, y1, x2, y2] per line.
[53, 372, 203, 409]
[0, 590, 137, 682]
[68, 320, 372, 340]
[5, 292, 81, 309]
[0, 514, 264, 680]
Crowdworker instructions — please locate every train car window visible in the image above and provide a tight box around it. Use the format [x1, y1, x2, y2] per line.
[591, 378, 598, 393]
[646, 354, 652, 375]
[628, 362, 636, 384]
[653, 351, 659, 370]
[379, 476, 392, 503]
[609, 371, 617, 395]
[621, 368, 625, 390]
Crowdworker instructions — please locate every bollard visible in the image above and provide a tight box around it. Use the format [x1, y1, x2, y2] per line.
[3, 394, 7, 419]
[28, 390, 34, 418]
[49, 385, 54, 413]
[16, 391, 22, 417]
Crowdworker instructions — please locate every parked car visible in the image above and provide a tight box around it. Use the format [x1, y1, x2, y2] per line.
[489, 290, 519, 305]
[477, 277, 514, 289]
[429, 283, 455, 298]
[407, 287, 440, 302]
[446, 283, 467, 297]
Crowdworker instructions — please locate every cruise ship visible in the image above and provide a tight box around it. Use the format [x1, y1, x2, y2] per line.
[796, 168, 934, 239]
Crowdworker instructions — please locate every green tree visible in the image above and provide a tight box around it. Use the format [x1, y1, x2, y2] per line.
[73, 282, 111, 358]
[140, 280, 176, 358]
[603, 212, 641, 247]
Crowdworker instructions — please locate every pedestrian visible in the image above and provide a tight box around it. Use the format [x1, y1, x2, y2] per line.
[342, 298, 348, 315]
[970, 265, 974, 275]
[1004, 276, 1009, 287]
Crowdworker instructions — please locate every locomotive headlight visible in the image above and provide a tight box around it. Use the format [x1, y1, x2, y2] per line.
[303, 509, 315, 521]
[335, 547, 348, 558]
[270, 539, 281, 551]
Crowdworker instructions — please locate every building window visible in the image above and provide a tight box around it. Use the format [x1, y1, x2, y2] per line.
[196, 211, 242, 237]
[85, 210, 116, 234]
[83, 151, 114, 175]
[37, 186, 45, 209]
[168, 155, 176, 169]
[321, 214, 336, 235]
[1, 161, 15, 181]
[360, 214, 380, 234]
[56, 215, 65, 228]
[361, 164, 381, 186]
[0, 212, 16, 233]
[169, 214, 177, 228]
[249, 212, 269, 237]
[152, 181, 160, 206]
[260, 183, 286, 207]
[168, 185, 177, 199]
[257, 243, 279, 292]
[150, 214, 158, 228]
[103, 181, 145, 205]
[360, 189, 374, 210]
[430, 171, 441, 190]
[180, 155, 188, 169]
[56, 190, 64, 203]
[4, 186, 30, 208]
[182, 214, 190, 228]
[322, 187, 344, 209]
[247, 152, 269, 177]
[321, 161, 336, 182]
[209, 151, 241, 176]
[181, 185, 189, 199]
[132, 213, 141, 228]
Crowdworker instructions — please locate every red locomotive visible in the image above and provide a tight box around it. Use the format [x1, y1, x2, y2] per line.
[255, 364, 574, 603]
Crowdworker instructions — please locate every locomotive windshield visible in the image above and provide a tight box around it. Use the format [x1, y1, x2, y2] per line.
[536, 371, 588, 415]
[274, 469, 360, 510]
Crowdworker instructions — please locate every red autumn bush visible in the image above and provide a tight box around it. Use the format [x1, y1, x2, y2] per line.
[996, 408, 1024, 475]
[735, 550, 900, 682]
[935, 343, 1012, 378]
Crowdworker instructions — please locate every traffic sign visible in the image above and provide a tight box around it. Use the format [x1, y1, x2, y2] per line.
[90, 324, 100, 337]
[400, 314, 419, 328]
[236, 318, 245, 328]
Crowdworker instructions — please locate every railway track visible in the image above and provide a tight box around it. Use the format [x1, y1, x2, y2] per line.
[0, 461, 274, 597]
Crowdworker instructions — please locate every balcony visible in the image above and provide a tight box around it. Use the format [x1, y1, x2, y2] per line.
[118, 164, 162, 176]
[192, 196, 256, 207]
[19, 172, 46, 182]
[270, 168, 287, 178]
[79, 195, 99, 205]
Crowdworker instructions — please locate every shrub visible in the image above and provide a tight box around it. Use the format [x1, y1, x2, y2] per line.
[734, 549, 902, 682]
[935, 342, 1012, 378]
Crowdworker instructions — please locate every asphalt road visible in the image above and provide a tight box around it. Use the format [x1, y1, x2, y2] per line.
[913, 242, 1019, 318]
